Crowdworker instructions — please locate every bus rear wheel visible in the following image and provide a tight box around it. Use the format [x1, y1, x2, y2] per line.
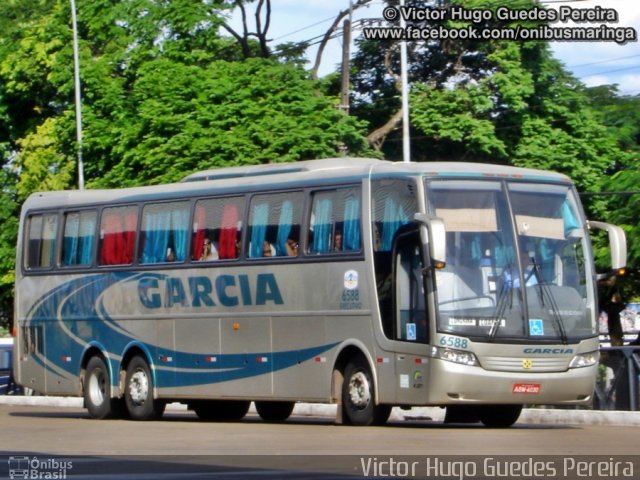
[124, 355, 165, 421]
[191, 400, 251, 421]
[255, 401, 295, 422]
[477, 404, 522, 428]
[341, 357, 391, 426]
[83, 356, 124, 419]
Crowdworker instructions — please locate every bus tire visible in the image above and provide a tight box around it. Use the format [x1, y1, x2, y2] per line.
[341, 357, 391, 426]
[84, 356, 121, 419]
[477, 404, 522, 428]
[255, 401, 295, 422]
[124, 355, 165, 421]
[191, 400, 250, 421]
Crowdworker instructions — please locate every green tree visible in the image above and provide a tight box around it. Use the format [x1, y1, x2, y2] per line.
[95, 58, 372, 187]
[584, 87, 640, 297]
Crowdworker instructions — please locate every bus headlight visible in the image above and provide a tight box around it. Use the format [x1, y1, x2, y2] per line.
[569, 351, 599, 369]
[431, 346, 479, 366]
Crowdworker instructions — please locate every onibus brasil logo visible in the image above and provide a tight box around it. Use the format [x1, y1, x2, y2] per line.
[8, 456, 73, 479]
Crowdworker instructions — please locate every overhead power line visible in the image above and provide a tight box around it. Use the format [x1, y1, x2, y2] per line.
[569, 54, 640, 70]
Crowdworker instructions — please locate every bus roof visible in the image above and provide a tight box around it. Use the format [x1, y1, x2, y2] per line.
[22, 158, 573, 211]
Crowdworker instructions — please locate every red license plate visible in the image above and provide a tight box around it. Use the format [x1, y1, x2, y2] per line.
[512, 383, 541, 394]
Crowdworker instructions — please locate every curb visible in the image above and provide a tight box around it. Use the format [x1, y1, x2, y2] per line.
[1, 396, 638, 426]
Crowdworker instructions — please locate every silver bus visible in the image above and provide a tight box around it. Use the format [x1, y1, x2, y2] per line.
[13, 158, 626, 426]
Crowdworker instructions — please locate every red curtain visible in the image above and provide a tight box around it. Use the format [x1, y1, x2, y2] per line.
[99, 210, 137, 265]
[99, 214, 122, 265]
[219, 204, 239, 259]
[192, 205, 206, 260]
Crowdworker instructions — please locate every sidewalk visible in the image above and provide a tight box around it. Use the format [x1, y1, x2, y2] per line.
[1, 395, 639, 426]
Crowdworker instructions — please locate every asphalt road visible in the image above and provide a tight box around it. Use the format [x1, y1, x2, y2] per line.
[0, 403, 638, 479]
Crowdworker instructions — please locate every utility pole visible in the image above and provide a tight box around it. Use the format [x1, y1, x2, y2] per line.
[399, 0, 411, 163]
[70, 0, 85, 190]
[340, 1, 353, 115]
[340, 18, 351, 115]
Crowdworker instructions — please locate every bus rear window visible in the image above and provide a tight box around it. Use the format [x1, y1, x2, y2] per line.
[25, 213, 58, 269]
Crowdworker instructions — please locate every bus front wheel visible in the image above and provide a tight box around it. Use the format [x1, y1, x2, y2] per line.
[124, 356, 165, 420]
[83, 356, 123, 419]
[341, 357, 391, 426]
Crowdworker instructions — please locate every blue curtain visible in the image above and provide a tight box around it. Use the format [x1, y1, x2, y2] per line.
[171, 208, 189, 261]
[62, 215, 80, 266]
[311, 198, 332, 253]
[471, 235, 482, 263]
[495, 245, 516, 270]
[562, 200, 580, 236]
[381, 197, 408, 251]
[343, 196, 361, 251]
[142, 210, 170, 263]
[250, 202, 269, 258]
[276, 200, 293, 256]
[78, 213, 96, 265]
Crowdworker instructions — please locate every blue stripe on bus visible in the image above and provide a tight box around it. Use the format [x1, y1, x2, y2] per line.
[154, 342, 338, 388]
[24, 273, 338, 388]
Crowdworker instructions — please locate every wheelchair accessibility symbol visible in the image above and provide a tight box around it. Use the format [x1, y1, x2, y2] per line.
[529, 318, 544, 336]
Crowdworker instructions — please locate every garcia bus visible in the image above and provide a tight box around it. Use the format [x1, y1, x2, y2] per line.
[13, 158, 626, 427]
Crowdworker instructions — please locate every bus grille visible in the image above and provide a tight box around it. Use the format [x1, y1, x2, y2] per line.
[480, 356, 570, 373]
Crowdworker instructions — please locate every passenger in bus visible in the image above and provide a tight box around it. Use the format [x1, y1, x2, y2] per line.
[334, 231, 343, 252]
[262, 241, 275, 257]
[200, 238, 218, 261]
[166, 247, 175, 262]
[286, 238, 299, 256]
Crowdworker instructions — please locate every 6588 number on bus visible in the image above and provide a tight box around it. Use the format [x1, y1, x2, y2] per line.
[439, 336, 469, 349]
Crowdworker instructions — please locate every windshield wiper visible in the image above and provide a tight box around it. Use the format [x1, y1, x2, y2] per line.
[489, 265, 518, 341]
[529, 258, 568, 345]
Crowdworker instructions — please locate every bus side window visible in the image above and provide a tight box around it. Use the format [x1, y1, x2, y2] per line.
[98, 206, 138, 266]
[247, 192, 302, 259]
[61, 210, 97, 267]
[139, 201, 190, 264]
[308, 187, 361, 254]
[25, 213, 58, 269]
[192, 197, 244, 261]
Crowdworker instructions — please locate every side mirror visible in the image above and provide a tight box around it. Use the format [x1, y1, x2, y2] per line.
[589, 220, 627, 277]
[414, 213, 446, 269]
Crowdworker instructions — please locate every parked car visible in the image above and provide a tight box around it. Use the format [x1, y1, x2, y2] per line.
[0, 338, 22, 395]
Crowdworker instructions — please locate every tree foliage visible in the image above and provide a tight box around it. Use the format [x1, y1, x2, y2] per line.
[95, 57, 371, 187]
[583, 87, 640, 298]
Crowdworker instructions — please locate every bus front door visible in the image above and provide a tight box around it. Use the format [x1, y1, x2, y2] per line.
[391, 228, 431, 405]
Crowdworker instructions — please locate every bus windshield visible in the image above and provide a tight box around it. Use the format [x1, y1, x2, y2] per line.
[426, 179, 596, 342]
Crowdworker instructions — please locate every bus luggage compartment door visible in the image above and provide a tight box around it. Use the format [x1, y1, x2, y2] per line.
[220, 317, 272, 397]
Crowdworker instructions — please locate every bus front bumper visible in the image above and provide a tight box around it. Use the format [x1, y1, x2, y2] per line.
[425, 359, 597, 405]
